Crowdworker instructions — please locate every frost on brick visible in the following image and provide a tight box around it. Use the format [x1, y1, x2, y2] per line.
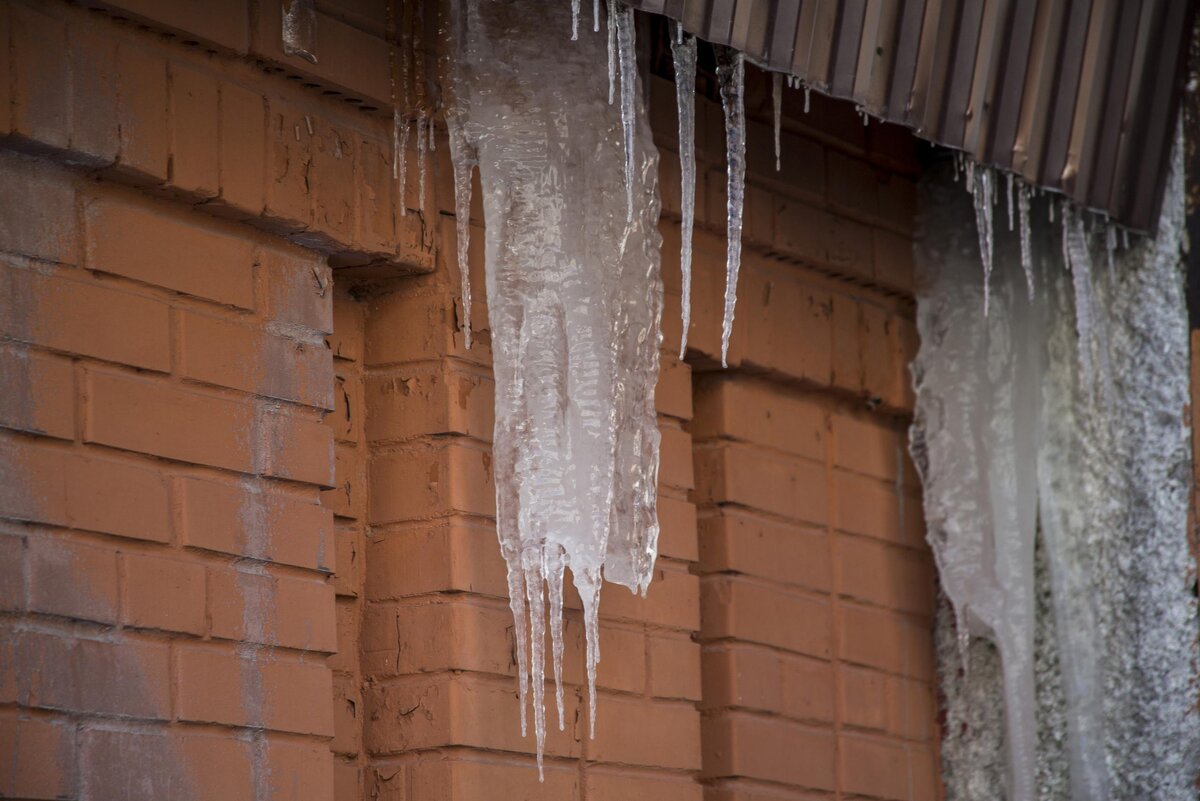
[444, 0, 663, 777]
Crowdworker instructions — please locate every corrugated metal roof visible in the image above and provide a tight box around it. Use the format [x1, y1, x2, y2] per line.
[631, 0, 1194, 231]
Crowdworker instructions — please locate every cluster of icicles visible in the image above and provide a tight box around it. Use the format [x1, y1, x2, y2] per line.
[953, 150, 1133, 386]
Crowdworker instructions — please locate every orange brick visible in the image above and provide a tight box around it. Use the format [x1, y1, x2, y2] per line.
[838, 602, 906, 673]
[591, 696, 700, 770]
[701, 711, 834, 789]
[659, 423, 694, 491]
[693, 442, 828, 526]
[841, 666, 889, 731]
[648, 634, 701, 700]
[101, 0, 250, 52]
[585, 769, 702, 801]
[330, 525, 360, 597]
[310, 117, 356, 244]
[1, 628, 170, 718]
[656, 354, 692, 420]
[0, 153, 76, 263]
[85, 369, 253, 472]
[328, 595, 360, 674]
[365, 522, 506, 600]
[0, 534, 23, 612]
[28, 534, 118, 624]
[0, 345, 73, 439]
[179, 309, 335, 409]
[0, 4, 9, 137]
[10, 5, 68, 150]
[267, 739, 336, 801]
[355, 133, 396, 254]
[701, 576, 830, 658]
[702, 643, 835, 724]
[875, 228, 916, 292]
[692, 377, 826, 460]
[217, 81, 266, 216]
[830, 292, 863, 393]
[364, 291, 489, 367]
[267, 411, 336, 487]
[322, 442, 362, 519]
[364, 674, 580, 758]
[180, 476, 332, 570]
[176, 645, 334, 735]
[85, 193, 255, 309]
[408, 758, 579, 801]
[169, 65, 220, 198]
[698, 510, 831, 592]
[0, 711, 76, 799]
[365, 364, 494, 443]
[772, 198, 830, 267]
[834, 472, 907, 543]
[334, 762, 361, 801]
[81, 728, 253, 801]
[839, 734, 910, 800]
[329, 370, 362, 444]
[834, 412, 906, 482]
[114, 45, 169, 184]
[332, 671, 362, 756]
[597, 561, 699, 630]
[860, 304, 895, 403]
[122, 552, 206, 635]
[262, 245, 334, 333]
[368, 443, 494, 523]
[836, 534, 935, 616]
[264, 98, 314, 231]
[329, 288, 365, 362]
[0, 262, 170, 371]
[657, 494, 698, 562]
[209, 566, 337, 652]
[69, 25, 120, 166]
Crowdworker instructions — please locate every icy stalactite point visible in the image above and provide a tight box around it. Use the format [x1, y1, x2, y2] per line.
[772, 72, 782, 172]
[593, 0, 600, 32]
[970, 164, 995, 315]
[671, 28, 697, 358]
[393, 113, 410, 217]
[615, 2, 637, 222]
[416, 113, 428, 211]
[606, 0, 617, 104]
[1017, 181, 1034, 299]
[715, 47, 746, 368]
[571, 0, 580, 39]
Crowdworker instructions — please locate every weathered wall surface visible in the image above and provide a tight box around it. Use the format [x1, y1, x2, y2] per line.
[0, 1, 939, 800]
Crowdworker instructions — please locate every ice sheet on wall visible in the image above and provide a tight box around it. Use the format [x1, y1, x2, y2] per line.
[913, 134, 1199, 801]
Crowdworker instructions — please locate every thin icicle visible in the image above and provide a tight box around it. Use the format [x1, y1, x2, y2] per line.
[671, 27, 697, 358]
[1105, 223, 1117, 276]
[1006, 171, 1014, 232]
[615, 3, 637, 221]
[804, 85, 810, 113]
[545, 548, 566, 732]
[1063, 204, 1095, 385]
[505, 562, 530, 737]
[571, 0, 580, 39]
[1049, 197, 1055, 223]
[606, 0, 617, 104]
[1017, 181, 1035, 299]
[1122, 227, 1130, 250]
[427, 115, 436, 151]
[523, 561, 547, 780]
[971, 165, 995, 315]
[416, 113, 428, 211]
[447, 113, 476, 349]
[715, 47, 746, 367]
[772, 72, 782, 172]
[593, 0, 600, 31]
[393, 112, 410, 217]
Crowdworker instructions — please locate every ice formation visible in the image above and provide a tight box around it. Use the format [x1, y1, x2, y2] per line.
[915, 136, 1198, 800]
[772, 73, 782, 172]
[444, 0, 663, 777]
[715, 47, 746, 367]
[670, 27, 697, 357]
[282, 0, 317, 63]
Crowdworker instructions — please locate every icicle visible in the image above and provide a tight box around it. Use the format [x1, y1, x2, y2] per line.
[953, 152, 961, 183]
[971, 165, 995, 315]
[772, 72, 782, 172]
[282, 0, 318, 63]
[671, 28, 697, 358]
[1122, 227, 1130, 250]
[571, 0, 580, 39]
[593, 0, 600, 32]
[1017, 181, 1035, 299]
[1063, 204, 1095, 385]
[606, 0, 617, 104]
[1006, 171, 1014, 232]
[715, 48, 746, 368]
[447, 113, 476, 350]
[1048, 197, 1055, 223]
[393, 112, 410, 216]
[804, 85, 810, 113]
[427, 115, 436, 151]
[1105, 222, 1117, 276]
[445, 0, 663, 777]
[416, 113, 428, 211]
[615, 3, 637, 221]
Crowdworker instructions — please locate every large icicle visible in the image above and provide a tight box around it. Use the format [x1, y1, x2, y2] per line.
[282, 0, 318, 63]
[912, 161, 1043, 801]
[772, 72, 782, 172]
[670, 28, 697, 358]
[715, 47, 746, 367]
[1061, 204, 1095, 386]
[970, 164, 995, 314]
[445, 0, 663, 777]
[1017, 180, 1034, 298]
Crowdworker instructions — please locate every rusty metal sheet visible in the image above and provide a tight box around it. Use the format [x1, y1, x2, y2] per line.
[630, 0, 1196, 230]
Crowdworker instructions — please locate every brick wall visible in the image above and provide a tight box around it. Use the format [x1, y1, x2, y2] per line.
[0, 2, 940, 800]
